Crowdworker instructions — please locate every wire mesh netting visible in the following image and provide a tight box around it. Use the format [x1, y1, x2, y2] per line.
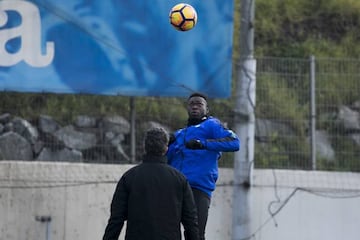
[256, 57, 360, 171]
[0, 57, 359, 172]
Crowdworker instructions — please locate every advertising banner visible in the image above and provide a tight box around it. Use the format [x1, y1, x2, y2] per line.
[0, 0, 234, 97]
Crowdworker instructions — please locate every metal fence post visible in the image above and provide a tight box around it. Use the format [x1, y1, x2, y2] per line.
[129, 97, 136, 163]
[310, 55, 316, 170]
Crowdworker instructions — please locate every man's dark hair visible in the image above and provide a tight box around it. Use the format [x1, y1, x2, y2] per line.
[188, 92, 208, 101]
[144, 127, 169, 156]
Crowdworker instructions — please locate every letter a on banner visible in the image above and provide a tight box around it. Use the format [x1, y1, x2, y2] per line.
[0, 0, 54, 67]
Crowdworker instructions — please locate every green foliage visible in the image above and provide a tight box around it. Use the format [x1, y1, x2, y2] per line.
[256, 73, 308, 135]
[316, 59, 360, 108]
[218, 152, 235, 168]
[255, 0, 360, 57]
[255, 130, 311, 169]
[135, 97, 188, 129]
[0, 92, 131, 124]
[255, 136, 290, 169]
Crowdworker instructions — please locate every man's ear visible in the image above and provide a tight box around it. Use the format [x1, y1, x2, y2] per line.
[206, 107, 209, 114]
[163, 145, 169, 155]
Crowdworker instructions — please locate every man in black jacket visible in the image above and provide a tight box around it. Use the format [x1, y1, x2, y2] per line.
[103, 127, 199, 240]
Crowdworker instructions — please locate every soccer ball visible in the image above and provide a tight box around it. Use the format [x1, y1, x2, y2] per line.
[169, 3, 197, 31]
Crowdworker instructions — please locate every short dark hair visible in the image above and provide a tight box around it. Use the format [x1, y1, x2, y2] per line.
[188, 92, 208, 101]
[144, 127, 169, 156]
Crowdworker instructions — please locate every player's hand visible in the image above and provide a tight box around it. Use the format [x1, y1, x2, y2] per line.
[185, 139, 205, 149]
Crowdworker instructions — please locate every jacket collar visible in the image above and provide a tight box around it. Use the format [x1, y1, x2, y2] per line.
[142, 154, 167, 164]
[187, 116, 208, 126]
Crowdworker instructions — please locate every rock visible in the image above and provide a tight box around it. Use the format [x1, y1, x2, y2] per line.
[314, 130, 335, 161]
[36, 147, 82, 162]
[12, 117, 39, 144]
[0, 113, 11, 124]
[0, 132, 33, 160]
[75, 115, 97, 128]
[99, 115, 130, 134]
[38, 115, 60, 134]
[54, 125, 97, 150]
[337, 105, 360, 132]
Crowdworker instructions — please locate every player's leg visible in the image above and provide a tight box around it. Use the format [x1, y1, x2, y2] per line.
[192, 188, 211, 240]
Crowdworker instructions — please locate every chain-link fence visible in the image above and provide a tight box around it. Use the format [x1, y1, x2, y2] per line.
[256, 56, 360, 171]
[0, 57, 359, 172]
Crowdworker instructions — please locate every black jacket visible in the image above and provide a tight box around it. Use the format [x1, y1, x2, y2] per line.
[103, 155, 199, 240]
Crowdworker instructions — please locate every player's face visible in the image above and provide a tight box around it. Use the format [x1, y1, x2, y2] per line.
[187, 96, 208, 119]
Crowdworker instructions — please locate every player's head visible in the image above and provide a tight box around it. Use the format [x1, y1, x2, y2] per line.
[187, 92, 209, 120]
[144, 127, 169, 156]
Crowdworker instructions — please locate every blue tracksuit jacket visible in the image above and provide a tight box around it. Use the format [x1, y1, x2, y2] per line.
[167, 116, 240, 197]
